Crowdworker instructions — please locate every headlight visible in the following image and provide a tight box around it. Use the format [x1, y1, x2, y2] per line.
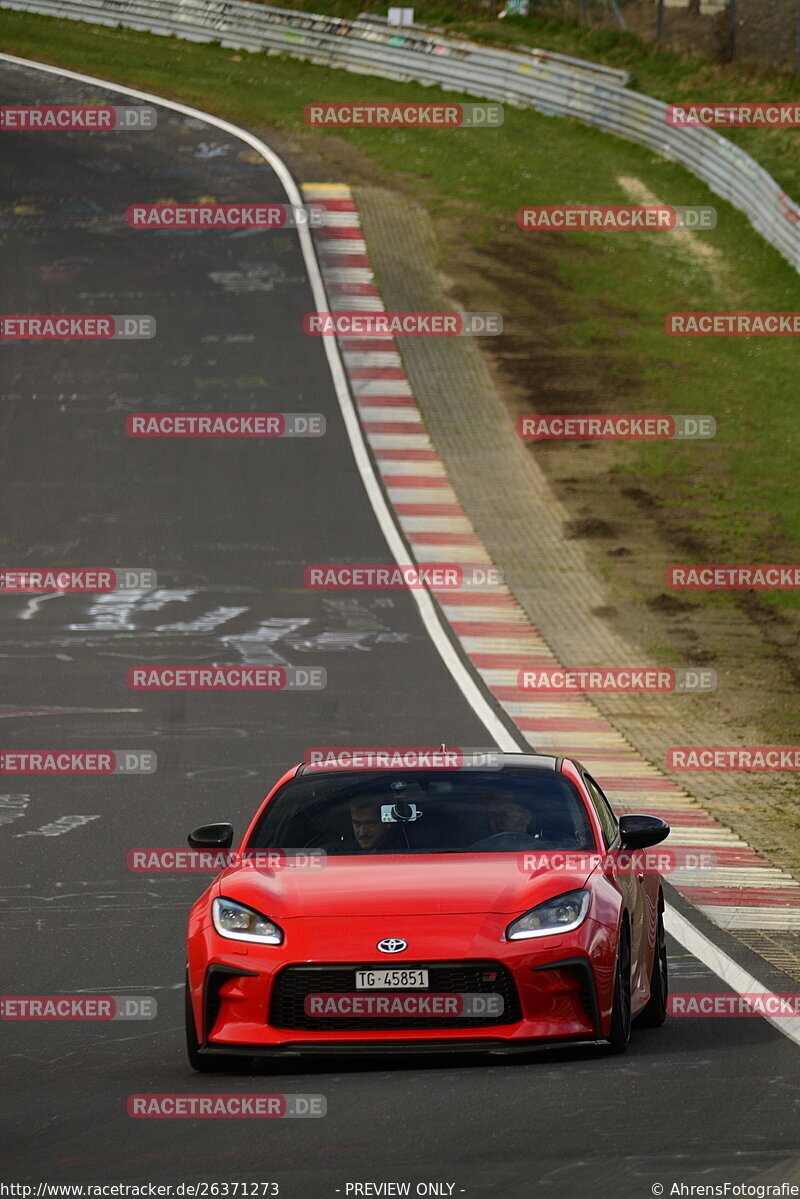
[212, 896, 284, 944]
[505, 889, 590, 940]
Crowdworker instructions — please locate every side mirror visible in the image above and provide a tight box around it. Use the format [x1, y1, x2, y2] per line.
[188, 822, 234, 850]
[618, 814, 669, 850]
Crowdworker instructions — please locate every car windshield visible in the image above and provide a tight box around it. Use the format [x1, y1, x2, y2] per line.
[246, 768, 596, 855]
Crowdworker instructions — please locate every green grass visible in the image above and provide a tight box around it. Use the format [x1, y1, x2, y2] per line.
[0, 7, 798, 610]
[256, 0, 800, 198]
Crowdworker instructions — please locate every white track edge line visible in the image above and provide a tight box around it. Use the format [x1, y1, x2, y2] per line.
[3, 51, 796, 1047]
[664, 905, 800, 1046]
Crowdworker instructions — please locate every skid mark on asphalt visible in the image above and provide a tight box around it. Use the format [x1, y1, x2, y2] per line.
[208, 262, 306, 292]
[0, 794, 30, 826]
[1, 591, 409, 661]
[18, 592, 65, 620]
[16, 814, 101, 837]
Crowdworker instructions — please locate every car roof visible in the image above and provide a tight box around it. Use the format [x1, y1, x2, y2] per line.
[294, 751, 565, 777]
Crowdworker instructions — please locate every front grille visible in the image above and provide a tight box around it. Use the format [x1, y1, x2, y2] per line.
[269, 961, 522, 1030]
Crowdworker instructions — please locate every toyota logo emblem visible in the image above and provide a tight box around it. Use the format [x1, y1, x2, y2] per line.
[377, 937, 407, 954]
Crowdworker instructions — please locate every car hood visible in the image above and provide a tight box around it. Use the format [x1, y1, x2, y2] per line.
[215, 853, 594, 917]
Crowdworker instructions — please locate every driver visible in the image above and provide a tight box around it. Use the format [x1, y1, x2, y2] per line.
[467, 790, 541, 851]
[486, 795, 533, 835]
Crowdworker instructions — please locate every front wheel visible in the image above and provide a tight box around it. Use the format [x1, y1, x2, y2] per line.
[606, 923, 632, 1053]
[637, 904, 668, 1027]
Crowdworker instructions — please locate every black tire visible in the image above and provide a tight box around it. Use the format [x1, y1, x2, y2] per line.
[185, 971, 244, 1073]
[637, 903, 668, 1027]
[607, 921, 632, 1053]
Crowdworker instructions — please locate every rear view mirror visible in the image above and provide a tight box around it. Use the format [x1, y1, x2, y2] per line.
[618, 814, 669, 850]
[187, 822, 234, 850]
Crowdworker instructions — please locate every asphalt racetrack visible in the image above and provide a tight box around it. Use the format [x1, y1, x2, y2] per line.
[1, 56, 798, 1198]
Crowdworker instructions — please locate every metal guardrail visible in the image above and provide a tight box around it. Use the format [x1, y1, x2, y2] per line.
[2, 0, 799, 270]
[354, 10, 632, 85]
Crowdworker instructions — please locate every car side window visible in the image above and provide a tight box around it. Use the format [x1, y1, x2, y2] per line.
[583, 774, 619, 848]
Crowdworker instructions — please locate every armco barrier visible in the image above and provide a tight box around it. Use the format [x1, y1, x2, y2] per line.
[2, 0, 799, 270]
[353, 11, 632, 86]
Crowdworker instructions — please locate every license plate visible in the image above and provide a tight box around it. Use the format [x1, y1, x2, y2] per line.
[355, 968, 429, 990]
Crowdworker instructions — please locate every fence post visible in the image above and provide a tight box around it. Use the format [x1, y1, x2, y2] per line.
[607, 0, 626, 29]
[655, 0, 665, 41]
[726, 0, 736, 60]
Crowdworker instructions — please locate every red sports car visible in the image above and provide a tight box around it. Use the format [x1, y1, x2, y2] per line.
[185, 753, 669, 1069]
